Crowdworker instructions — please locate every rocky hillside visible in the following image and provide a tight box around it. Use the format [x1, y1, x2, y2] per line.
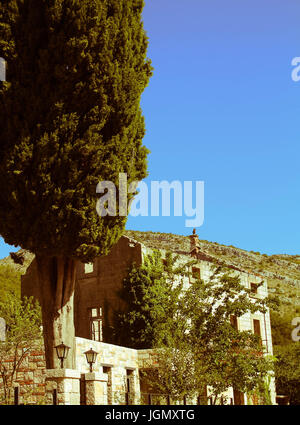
[0, 249, 35, 274]
[1, 231, 299, 314]
[125, 230, 300, 315]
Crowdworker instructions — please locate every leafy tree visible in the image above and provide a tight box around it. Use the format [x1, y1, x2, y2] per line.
[0, 264, 22, 301]
[0, 0, 152, 367]
[115, 251, 193, 349]
[140, 341, 207, 403]
[270, 311, 300, 404]
[180, 268, 275, 403]
[274, 343, 300, 405]
[270, 311, 294, 346]
[0, 292, 42, 404]
[118, 252, 276, 403]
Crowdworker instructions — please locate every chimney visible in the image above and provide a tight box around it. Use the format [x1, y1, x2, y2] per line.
[189, 228, 200, 256]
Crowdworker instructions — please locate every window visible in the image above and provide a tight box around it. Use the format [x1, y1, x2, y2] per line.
[103, 366, 111, 374]
[88, 307, 103, 342]
[103, 366, 112, 386]
[103, 366, 113, 404]
[192, 267, 201, 279]
[84, 262, 94, 274]
[253, 319, 261, 338]
[230, 315, 238, 330]
[250, 283, 258, 294]
[126, 369, 134, 393]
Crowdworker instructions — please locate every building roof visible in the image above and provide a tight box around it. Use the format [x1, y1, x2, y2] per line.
[124, 230, 262, 277]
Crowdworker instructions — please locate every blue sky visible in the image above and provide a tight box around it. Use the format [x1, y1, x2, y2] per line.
[127, 0, 300, 255]
[0, 0, 299, 258]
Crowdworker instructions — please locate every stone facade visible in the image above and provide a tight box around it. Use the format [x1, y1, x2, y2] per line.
[75, 337, 140, 404]
[0, 344, 46, 405]
[45, 368, 81, 405]
[22, 236, 143, 344]
[19, 230, 277, 405]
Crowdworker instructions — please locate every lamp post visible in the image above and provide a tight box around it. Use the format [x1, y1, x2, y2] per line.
[84, 348, 98, 373]
[54, 342, 70, 369]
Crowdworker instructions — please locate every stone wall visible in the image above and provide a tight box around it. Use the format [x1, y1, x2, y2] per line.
[75, 337, 141, 404]
[0, 338, 153, 405]
[0, 343, 46, 404]
[75, 236, 143, 342]
[0, 335, 276, 405]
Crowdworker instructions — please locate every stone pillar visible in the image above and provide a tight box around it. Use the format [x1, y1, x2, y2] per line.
[85, 372, 108, 405]
[45, 369, 81, 405]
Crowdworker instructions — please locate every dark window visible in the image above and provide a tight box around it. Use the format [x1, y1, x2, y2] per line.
[103, 366, 113, 404]
[253, 319, 261, 337]
[88, 307, 103, 342]
[103, 366, 112, 386]
[126, 369, 134, 393]
[103, 366, 111, 373]
[230, 315, 238, 330]
[192, 267, 201, 279]
[250, 283, 258, 294]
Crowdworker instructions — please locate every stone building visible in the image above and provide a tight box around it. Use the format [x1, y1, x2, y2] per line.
[20, 230, 276, 405]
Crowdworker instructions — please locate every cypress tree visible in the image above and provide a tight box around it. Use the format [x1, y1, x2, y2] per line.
[0, 0, 152, 368]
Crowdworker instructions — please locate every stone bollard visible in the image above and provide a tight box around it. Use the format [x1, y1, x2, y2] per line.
[84, 372, 108, 405]
[45, 369, 81, 405]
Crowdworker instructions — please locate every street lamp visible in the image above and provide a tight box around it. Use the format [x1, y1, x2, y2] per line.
[54, 342, 70, 369]
[84, 348, 98, 372]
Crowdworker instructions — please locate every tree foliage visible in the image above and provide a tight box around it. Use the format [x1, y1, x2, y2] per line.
[0, 264, 21, 301]
[0, 0, 152, 262]
[0, 0, 152, 368]
[0, 292, 42, 404]
[274, 343, 300, 405]
[118, 251, 275, 403]
[270, 310, 294, 346]
[270, 311, 300, 404]
[116, 251, 193, 349]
